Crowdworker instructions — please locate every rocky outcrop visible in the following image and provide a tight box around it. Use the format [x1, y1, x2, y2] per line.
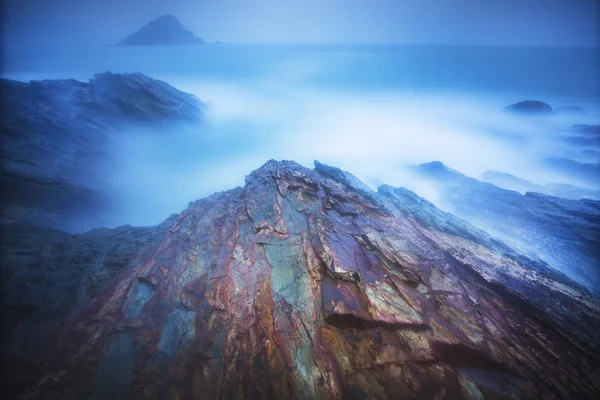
[560, 135, 600, 148]
[414, 161, 600, 294]
[118, 14, 204, 46]
[3, 160, 599, 400]
[504, 101, 589, 117]
[482, 171, 600, 200]
[559, 123, 600, 149]
[0, 221, 162, 397]
[573, 124, 600, 136]
[543, 158, 600, 188]
[481, 171, 546, 195]
[582, 149, 600, 162]
[505, 100, 553, 115]
[0, 73, 205, 232]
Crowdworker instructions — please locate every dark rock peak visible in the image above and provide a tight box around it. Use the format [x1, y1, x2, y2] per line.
[505, 100, 553, 115]
[245, 159, 306, 182]
[245, 159, 375, 193]
[118, 14, 204, 46]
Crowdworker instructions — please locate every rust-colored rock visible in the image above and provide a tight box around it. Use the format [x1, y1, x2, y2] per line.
[2, 160, 600, 399]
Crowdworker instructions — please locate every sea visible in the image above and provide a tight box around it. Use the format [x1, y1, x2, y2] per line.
[2, 43, 599, 227]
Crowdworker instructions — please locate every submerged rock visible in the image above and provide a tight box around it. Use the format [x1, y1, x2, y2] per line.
[543, 158, 600, 187]
[118, 14, 204, 46]
[573, 124, 600, 136]
[0, 73, 205, 232]
[505, 100, 553, 115]
[555, 106, 585, 115]
[3, 160, 599, 399]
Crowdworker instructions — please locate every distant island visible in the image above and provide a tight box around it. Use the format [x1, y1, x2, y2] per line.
[117, 14, 204, 46]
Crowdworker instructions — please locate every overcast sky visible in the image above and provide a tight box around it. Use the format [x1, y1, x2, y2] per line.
[2, 0, 599, 46]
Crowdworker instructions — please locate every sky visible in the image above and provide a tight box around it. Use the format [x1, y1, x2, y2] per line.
[1, 0, 599, 46]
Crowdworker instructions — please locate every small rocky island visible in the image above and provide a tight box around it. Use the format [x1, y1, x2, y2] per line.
[117, 14, 204, 46]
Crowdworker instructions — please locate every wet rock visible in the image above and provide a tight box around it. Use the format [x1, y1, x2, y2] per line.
[2, 160, 600, 400]
[0, 73, 205, 232]
[414, 161, 600, 294]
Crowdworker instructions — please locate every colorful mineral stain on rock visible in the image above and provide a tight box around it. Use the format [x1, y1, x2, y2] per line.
[123, 280, 155, 319]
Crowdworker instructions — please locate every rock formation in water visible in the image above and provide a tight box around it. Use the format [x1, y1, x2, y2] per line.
[2, 160, 599, 400]
[0, 72, 204, 232]
[118, 14, 204, 46]
[414, 161, 600, 294]
[505, 100, 553, 115]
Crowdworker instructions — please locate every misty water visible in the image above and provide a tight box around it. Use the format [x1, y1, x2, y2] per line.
[3, 43, 599, 227]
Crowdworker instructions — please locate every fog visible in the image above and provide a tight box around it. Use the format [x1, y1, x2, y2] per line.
[103, 70, 599, 227]
[2, 42, 599, 229]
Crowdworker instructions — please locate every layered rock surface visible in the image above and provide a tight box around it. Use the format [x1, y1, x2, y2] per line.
[3, 160, 599, 400]
[414, 161, 600, 295]
[542, 158, 600, 188]
[0, 73, 204, 232]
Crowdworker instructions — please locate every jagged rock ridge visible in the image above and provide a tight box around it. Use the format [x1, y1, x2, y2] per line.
[482, 171, 600, 200]
[543, 158, 600, 188]
[414, 161, 600, 294]
[3, 160, 599, 400]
